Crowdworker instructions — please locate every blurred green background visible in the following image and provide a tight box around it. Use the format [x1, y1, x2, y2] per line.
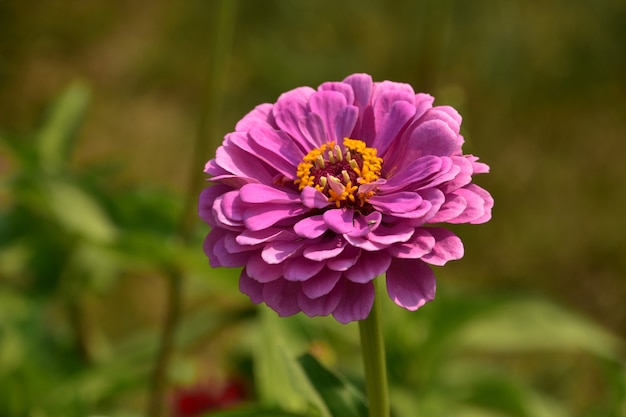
[1, 1, 625, 416]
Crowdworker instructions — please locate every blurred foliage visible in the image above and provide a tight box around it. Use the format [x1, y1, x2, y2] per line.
[0, 82, 248, 416]
[234, 285, 626, 417]
[1, 0, 625, 332]
[1, 0, 626, 416]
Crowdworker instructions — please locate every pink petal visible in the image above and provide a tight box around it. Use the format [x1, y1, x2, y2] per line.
[198, 185, 230, 226]
[416, 157, 460, 190]
[326, 245, 361, 271]
[427, 193, 467, 224]
[386, 259, 436, 311]
[213, 190, 244, 228]
[303, 236, 347, 261]
[445, 187, 486, 224]
[346, 211, 382, 237]
[342, 73, 373, 108]
[420, 106, 462, 136]
[284, 256, 326, 281]
[421, 228, 464, 266]
[332, 280, 375, 324]
[262, 240, 306, 264]
[369, 192, 422, 214]
[412, 188, 446, 224]
[301, 269, 342, 298]
[223, 232, 258, 253]
[245, 252, 282, 283]
[207, 173, 259, 189]
[301, 186, 329, 208]
[343, 234, 387, 251]
[318, 81, 355, 105]
[466, 184, 494, 224]
[235, 103, 273, 132]
[413, 93, 435, 119]
[357, 179, 385, 196]
[323, 208, 355, 234]
[380, 156, 442, 192]
[273, 86, 317, 150]
[239, 269, 264, 304]
[309, 90, 349, 143]
[439, 156, 473, 193]
[366, 223, 415, 245]
[372, 100, 416, 155]
[298, 290, 344, 317]
[380, 198, 433, 220]
[467, 155, 490, 174]
[344, 251, 391, 283]
[298, 113, 328, 148]
[370, 82, 416, 151]
[236, 228, 296, 246]
[204, 158, 228, 176]
[408, 119, 462, 157]
[243, 204, 307, 231]
[262, 279, 302, 317]
[229, 130, 298, 179]
[386, 229, 436, 259]
[214, 139, 275, 183]
[333, 106, 359, 142]
[202, 230, 225, 268]
[204, 230, 248, 268]
[371, 81, 415, 118]
[239, 183, 300, 204]
[294, 215, 328, 239]
[247, 124, 303, 169]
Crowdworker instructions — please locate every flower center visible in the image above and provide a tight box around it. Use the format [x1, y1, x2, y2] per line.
[295, 138, 382, 208]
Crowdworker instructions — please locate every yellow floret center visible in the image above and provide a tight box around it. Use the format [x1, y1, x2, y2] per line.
[295, 138, 382, 208]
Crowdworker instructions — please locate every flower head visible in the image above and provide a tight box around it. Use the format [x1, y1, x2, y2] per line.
[199, 74, 493, 324]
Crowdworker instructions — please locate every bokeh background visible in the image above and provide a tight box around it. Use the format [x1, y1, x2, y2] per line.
[1, 1, 625, 416]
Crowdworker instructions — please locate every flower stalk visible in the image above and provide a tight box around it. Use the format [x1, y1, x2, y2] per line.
[146, 1, 237, 416]
[358, 278, 390, 417]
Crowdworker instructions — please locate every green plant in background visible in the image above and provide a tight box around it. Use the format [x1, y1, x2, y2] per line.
[0, 81, 248, 417]
[383, 288, 626, 417]
[0, 81, 123, 415]
[216, 292, 626, 417]
[0, 81, 624, 417]
[0, 81, 139, 415]
[202, 286, 626, 417]
[2, 0, 626, 414]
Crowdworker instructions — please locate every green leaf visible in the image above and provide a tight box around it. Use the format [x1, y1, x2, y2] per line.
[452, 298, 622, 360]
[451, 362, 571, 417]
[36, 81, 90, 173]
[254, 308, 328, 416]
[297, 353, 368, 417]
[44, 179, 117, 244]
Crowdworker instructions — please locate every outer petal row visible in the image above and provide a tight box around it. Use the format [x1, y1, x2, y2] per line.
[239, 270, 375, 324]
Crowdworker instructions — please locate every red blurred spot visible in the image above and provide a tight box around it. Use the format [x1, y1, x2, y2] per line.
[170, 379, 247, 417]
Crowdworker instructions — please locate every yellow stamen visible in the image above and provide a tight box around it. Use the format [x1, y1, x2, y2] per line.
[295, 138, 383, 208]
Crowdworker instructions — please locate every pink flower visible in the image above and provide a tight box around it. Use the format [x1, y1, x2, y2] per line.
[199, 73, 493, 324]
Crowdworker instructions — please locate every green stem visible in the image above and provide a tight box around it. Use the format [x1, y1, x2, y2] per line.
[145, 1, 238, 416]
[358, 278, 390, 417]
[146, 269, 182, 417]
[179, 0, 238, 240]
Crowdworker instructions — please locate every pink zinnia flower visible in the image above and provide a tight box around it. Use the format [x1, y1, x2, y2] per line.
[199, 73, 493, 324]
